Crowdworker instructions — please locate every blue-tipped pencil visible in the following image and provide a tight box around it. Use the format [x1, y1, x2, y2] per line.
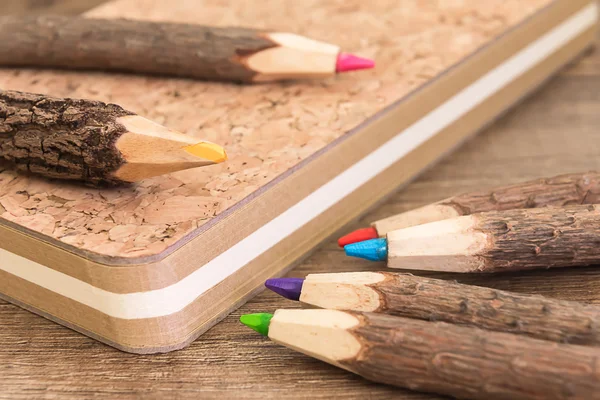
[344, 238, 387, 261]
[342, 205, 600, 273]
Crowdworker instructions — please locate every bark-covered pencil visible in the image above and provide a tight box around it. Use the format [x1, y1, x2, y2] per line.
[0, 90, 226, 185]
[0, 15, 374, 83]
[241, 309, 600, 399]
[266, 272, 600, 345]
[344, 204, 600, 273]
[338, 172, 600, 246]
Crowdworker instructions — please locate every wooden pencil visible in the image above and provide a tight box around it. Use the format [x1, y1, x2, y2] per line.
[0, 15, 374, 83]
[241, 309, 600, 399]
[0, 90, 226, 185]
[265, 272, 600, 345]
[338, 172, 600, 246]
[344, 204, 600, 273]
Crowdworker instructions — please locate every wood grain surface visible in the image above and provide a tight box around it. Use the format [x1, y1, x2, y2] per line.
[2, 1, 600, 399]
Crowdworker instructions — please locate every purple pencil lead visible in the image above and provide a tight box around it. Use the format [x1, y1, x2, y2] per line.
[265, 277, 305, 301]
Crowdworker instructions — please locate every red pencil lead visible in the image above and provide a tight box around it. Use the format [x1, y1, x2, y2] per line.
[337, 226, 378, 247]
[335, 52, 375, 73]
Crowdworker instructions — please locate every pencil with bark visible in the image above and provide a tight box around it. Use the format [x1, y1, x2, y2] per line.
[0, 90, 226, 185]
[240, 309, 600, 399]
[0, 15, 374, 83]
[338, 172, 600, 246]
[344, 204, 600, 273]
[265, 271, 600, 345]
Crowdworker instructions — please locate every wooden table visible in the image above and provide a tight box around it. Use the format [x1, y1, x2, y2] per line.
[2, 2, 600, 399]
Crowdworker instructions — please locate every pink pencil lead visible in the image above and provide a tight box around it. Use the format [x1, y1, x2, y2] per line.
[336, 52, 375, 73]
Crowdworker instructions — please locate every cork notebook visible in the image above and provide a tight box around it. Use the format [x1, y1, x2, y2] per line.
[0, 0, 596, 353]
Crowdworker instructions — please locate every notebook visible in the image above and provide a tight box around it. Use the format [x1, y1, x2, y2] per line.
[0, 0, 595, 353]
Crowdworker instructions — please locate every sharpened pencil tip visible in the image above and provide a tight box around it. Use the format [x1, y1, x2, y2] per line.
[265, 278, 305, 301]
[344, 238, 388, 261]
[240, 313, 273, 336]
[336, 52, 375, 73]
[184, 141, 227, 163]
[338, 227, 379, 247]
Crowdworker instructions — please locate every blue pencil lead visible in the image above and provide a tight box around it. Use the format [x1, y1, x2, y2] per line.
[344, 238, 388, 261]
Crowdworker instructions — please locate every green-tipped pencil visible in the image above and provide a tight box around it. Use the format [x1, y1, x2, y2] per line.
[240, 309, 600, 399]
[240, 313, 273, 336]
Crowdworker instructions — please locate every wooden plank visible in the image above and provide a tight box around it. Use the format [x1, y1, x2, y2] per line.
[2, 0, 600, 399]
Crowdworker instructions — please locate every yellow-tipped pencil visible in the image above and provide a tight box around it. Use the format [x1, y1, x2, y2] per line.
[0, 90, 226, 185]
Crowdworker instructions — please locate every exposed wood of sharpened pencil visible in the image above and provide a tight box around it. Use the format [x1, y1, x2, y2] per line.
[268, 309, 600, 400]
[0, 90, 225, 185]
[386, 204, 600, 272]
[373, 172, 600, 236]
[0, 15, 345, 83]
[299, 271, 600, 345]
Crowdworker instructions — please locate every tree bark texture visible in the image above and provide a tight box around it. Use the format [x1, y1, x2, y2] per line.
[440, 172, 600, 213]
[371, 272, 600, 345]
[0, 90, 133, 185]
[342, 312, 600, 400]
[475, 204, 600, 272]
[0, 15, 276, 82]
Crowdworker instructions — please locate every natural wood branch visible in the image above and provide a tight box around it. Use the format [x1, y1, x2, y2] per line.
[0, 90, 131, 184]
[386, 204, 600, 272]
[301, 272, 600, 345]
[0, 15, 273, 82]
[0, 15, 342, 82]
[347, 312, 600, 399]
[0, 90, 224, 185]
[373, 172, 600, 235]
[442, 172, 600, 212]
[479, 204, 600, 272]
[269, 309, 600, 399]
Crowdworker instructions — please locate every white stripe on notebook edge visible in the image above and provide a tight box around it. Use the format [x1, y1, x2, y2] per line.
[0, 3, 597, 319]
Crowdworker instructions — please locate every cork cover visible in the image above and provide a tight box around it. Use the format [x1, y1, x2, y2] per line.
[0, 0, 550, 259]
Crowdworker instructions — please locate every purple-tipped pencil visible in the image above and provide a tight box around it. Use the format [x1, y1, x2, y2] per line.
[264, 271, 600, 348]
[264, 278, 304, 301]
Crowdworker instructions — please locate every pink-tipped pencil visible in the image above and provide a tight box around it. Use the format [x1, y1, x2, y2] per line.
[0, 15, 374, 83]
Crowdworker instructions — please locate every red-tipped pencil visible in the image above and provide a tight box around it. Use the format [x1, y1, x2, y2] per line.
[338, 172, 600, 247]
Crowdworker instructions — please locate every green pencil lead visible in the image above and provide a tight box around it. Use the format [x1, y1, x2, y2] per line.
[240, 313, 273, 336]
